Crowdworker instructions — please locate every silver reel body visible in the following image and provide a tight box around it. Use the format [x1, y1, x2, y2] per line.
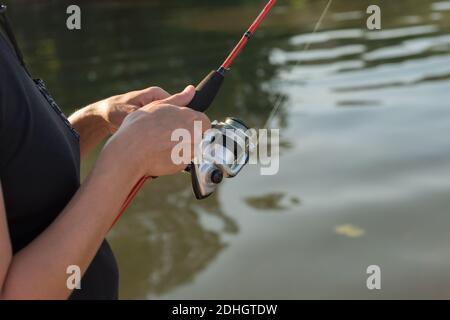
[190, 117, 253, 199]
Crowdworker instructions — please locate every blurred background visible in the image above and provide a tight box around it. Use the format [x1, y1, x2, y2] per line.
[4, 0, 450, 299]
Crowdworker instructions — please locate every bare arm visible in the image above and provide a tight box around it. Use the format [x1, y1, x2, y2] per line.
[68, 105, 109, 158]
[0, 144, 141, 299]
[0, 86, 210, 299]
[0, 184, 12, 298]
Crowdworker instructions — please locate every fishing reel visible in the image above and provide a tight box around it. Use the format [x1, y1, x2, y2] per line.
[189, 117, 254, 199]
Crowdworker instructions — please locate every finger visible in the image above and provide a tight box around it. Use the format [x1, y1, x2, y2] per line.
[129, 86, 171, 106]
[120, 103, 140, 113]
[179, 107, 211, 132]
[161, 85, 195, 107]
[196, 112, 211, 132]
[106, 104, 139, 133]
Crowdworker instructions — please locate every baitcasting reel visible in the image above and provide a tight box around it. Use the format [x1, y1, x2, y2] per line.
[189, 117, 254, 199]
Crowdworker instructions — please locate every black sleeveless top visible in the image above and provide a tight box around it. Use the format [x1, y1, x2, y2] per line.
[0, 7, 118, 299]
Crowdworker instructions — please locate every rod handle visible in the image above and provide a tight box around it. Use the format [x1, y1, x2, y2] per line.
[187, 70, 224, 112]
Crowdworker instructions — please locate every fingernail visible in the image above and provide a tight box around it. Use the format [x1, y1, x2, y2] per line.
[183, 85, 194, 93]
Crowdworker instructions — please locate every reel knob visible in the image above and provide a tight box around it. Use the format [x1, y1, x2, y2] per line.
[210, 169, 224, 184]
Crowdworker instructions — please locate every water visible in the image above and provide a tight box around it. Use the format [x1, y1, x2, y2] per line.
[7, 0, 450, 298]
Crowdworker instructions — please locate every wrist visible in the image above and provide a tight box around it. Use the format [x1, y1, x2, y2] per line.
[101, 134, 146, 180]
[84, 102, 111, 136]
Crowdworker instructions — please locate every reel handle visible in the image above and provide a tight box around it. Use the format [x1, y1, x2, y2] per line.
[187, 70, 224, 112]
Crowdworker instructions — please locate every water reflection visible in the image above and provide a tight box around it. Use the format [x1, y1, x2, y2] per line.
[432, 1, 450, 11]
[245, 193, 301, 211]
[365, 25, 438, 40]
[364, 35, 450, 60]
[110, 175, 238, 298]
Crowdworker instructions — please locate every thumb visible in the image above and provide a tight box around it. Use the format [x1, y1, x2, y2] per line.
[162, 85, 196, 107]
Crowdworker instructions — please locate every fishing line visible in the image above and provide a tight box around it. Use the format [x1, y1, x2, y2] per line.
[264, 0, 333, 129]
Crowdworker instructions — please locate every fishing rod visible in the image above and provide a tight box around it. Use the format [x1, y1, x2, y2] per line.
[112, 0, 277, 227]
[186, 0, 277, 112]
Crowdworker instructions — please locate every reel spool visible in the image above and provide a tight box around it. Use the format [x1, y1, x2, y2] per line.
[189, 117, 255, 199]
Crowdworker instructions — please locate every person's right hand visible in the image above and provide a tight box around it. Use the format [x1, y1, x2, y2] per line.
[104, 85, 211, 178]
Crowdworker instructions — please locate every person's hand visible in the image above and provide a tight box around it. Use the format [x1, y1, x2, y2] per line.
[92, 86, 172, 134]
[104, 85, 211, 178]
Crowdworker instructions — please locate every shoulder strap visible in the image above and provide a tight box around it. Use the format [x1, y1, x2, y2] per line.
[0, 4, 31, 75]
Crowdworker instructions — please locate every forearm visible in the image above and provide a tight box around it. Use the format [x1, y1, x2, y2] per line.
[69, 104, 110, 158]
[0, 85, 204, 299]
[1, 141, 142, 299]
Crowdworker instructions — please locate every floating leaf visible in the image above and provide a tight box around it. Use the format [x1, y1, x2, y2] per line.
[334, 224, 365, 238]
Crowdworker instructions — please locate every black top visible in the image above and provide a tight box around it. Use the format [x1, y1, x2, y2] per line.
[0, 11, 118, 300]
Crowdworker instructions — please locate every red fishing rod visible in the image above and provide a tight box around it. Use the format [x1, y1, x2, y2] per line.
[111, 0, 277, 227]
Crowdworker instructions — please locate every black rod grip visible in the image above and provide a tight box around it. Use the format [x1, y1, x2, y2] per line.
[187, 70, 224, 112]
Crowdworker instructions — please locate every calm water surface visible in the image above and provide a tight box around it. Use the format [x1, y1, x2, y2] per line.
[7, 0, 450, 298]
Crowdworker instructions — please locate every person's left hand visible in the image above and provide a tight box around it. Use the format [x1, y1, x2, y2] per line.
[92, 86, 172, 134]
